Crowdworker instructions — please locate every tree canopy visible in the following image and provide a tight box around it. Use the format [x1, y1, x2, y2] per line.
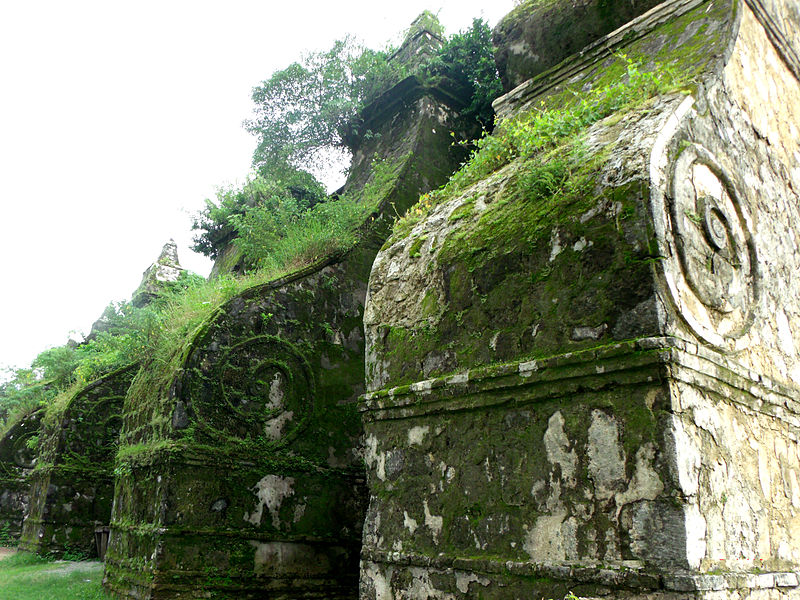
[244, 37, 398, 177]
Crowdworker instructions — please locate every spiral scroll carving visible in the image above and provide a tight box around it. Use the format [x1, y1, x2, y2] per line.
[663, 143, 758, 349]
[11, 431, 38, 470]
[198, 335, 315, 443]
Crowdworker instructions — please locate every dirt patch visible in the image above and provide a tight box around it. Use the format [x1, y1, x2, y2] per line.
[39, 561, 103, 576]
[0, 547, 16, 560]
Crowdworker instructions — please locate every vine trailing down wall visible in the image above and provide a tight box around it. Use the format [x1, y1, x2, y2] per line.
[102, 16, 479, 600]
[360, 0, 800, 598]
[17, 364, 138, 558]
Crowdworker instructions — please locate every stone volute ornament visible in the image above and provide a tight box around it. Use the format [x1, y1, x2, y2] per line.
[198, 335, 315, 444]
[667, 143, 757, 345]
[650, 100, 758, 351]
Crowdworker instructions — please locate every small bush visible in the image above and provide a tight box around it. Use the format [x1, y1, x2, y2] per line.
[0, 523, 17, 548]
[425, 18, 502, 129]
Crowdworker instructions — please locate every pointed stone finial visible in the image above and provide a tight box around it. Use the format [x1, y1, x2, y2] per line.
[389, 11, 445, 70]
[406, 10, 445, 41]
[131, 239, 185, 307]
[157, 238, 180, 266]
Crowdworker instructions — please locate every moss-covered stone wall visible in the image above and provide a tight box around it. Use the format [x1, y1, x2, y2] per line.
[103, 70, 472, 599]
[649, 1, 800, 382]
[0, 409, 43, 542]
[360, 0, 800, 598]
[361, 343, 674, 571]
[360, 339, 800, 597]
[17, 364, 136, 557]
[106, 257, 374, 599]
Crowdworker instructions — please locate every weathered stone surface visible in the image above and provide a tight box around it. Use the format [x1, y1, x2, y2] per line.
[0, 408, 43, 541]
[209, 241, 245, 279]
[364, 90, 687, 390]
[650, 2, 800, 378]
[360, 338, 800, 595]
[360, 0, 800, 597]
[744, 0, 800, 80]
[17, 364, 136, 557]
[492, 0, 664, 91]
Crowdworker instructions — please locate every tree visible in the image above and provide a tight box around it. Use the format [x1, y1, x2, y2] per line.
[244, 18, 502, 181]
[244, 37, 398, 178]
[32, 346, 81, 387]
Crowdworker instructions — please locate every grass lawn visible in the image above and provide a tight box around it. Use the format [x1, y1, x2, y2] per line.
[0, 550, 111, 600]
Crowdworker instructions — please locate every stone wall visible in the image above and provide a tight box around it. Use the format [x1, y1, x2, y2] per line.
[360, 341, 800, 598]
[18, 364, 136, 557]
[492, 0, 665, 91]
[3, 2, 798, 599]
[105, 263, 371, 598]
[103, 69, 472, 598]
[0, 408, 43, 541]
[360, 0, 800, 598]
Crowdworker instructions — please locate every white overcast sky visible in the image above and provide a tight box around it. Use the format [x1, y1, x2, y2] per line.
[0, 0, 515, 372]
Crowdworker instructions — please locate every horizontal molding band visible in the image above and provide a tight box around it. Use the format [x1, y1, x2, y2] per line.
[493, 0, 709, 121]
[114, 449, 365, 479]
[18, 518, 98, 528]
[362, 548, 800, 592]
[110, 523, 359, 545]
[360, 337, 800, 425]
[104, 574, 355, 596]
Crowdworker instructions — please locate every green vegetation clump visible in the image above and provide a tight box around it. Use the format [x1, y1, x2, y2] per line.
[0, 272, 205, 433]
[426, 18, 503, 129]
[0, 524, 16, 548]
[194, 155, 403, 272]
[0, 377, 54, 432]
[191, 168, 326, 259]
[393, 55, 685, 240]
